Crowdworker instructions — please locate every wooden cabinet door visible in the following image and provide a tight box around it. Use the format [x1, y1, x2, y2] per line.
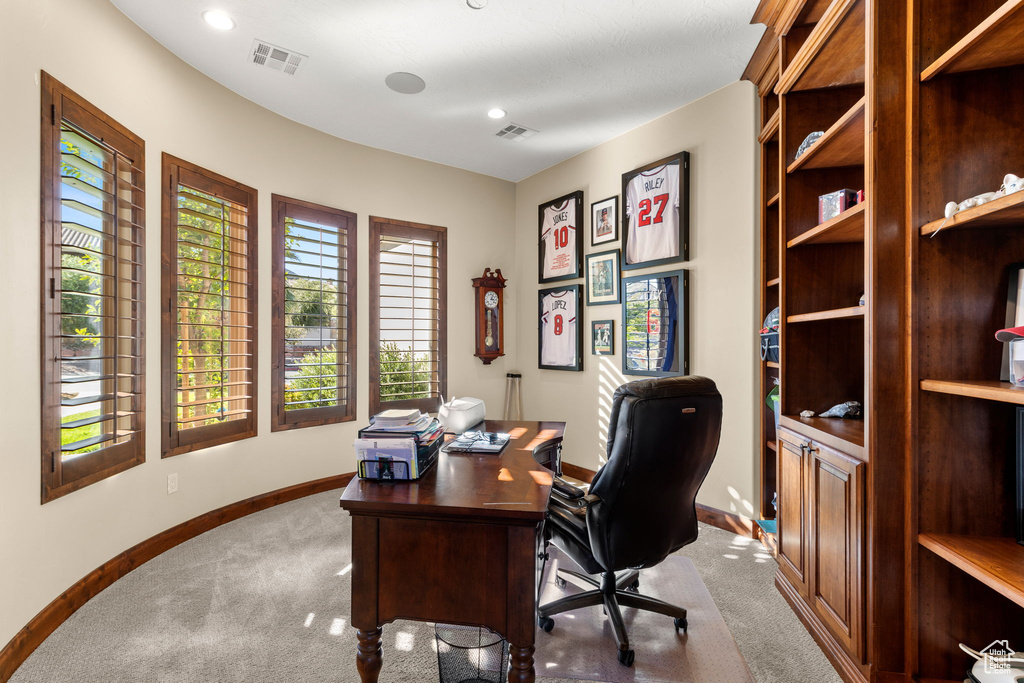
[808, 441, 864, 660]
[777, 429, 808, 595]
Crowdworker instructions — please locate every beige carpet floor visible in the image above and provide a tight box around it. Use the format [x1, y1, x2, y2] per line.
[9, 489, 840, 683]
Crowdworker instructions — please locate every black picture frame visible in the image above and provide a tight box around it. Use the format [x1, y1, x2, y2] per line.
[585, 249, 621, 306]
[591, 195, 618, 246]
[621, 151, 689, 271]
[592, 320, 614, 356]
[538, 285, 582, 372]
[621, 270, 689, 377]
[538, 190, 584, 283]
[1017, 407, 1024, 546]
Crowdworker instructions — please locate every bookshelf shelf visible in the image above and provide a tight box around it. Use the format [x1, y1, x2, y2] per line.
[776, 0, 865, 94]
[920, 0, 1024, 81]
[789, 202, 866, 247]
[919, 534, 1024, 608]
[919, 190, 1024, 236]
[787, 97, 866, 173]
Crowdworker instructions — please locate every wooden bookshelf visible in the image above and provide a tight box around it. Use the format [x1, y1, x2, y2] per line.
[919, 534, 1024, 609]
[767, 277, 780, 287]
[767, 191, 780, 207]
[919, 189, 1024, 235]
[776, 0, 865, 93]
[920, 0, 1024, 81]
[767, 440, 777, 452]
[920, 379, 1024, 405]
[787, 97, 865, 173]
[766, 360, 780, 369]
[759, 109, 781, 143]
[788, 202, 865, 246]
[787, 305, 864, 323]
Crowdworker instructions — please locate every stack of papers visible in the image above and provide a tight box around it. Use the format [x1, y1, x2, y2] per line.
[371, 408, 423, 429]
[445, 431, 510, 454]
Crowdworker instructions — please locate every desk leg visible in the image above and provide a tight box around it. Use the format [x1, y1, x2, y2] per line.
[356, 628, 383, 682]
[508, 644, 535, 683]
[351, 516, 382, 683]
[507, 525, 538, 683]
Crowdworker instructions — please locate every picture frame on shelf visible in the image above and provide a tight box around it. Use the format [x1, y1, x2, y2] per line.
[621, 270, 688, 377]
[538, 190, 584, 283]
[585, 249, 621, 306]
[621, 151, 689, 271]
[592, 320, 614, 356]
[538, 284, 582, 372]
[1001, 262, 1024, 381]
[591, 195, 618, 246]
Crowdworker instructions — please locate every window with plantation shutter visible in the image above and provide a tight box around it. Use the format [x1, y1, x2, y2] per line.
[271, 195, 357, 431]
[369, 217, 447, 416]
[40, 73, 146, 503]
[162, 154, 257, 457]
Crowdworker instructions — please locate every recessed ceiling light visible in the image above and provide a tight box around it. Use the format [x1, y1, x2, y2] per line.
[202, 9, 235, 30]
[467, 0, 487, 8]
[487, 108, 507, 119]
[385, 72, 426, 95]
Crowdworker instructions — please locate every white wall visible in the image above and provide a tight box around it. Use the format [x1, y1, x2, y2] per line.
[511, 81, 760, 516]
[0, 0, 516, 649]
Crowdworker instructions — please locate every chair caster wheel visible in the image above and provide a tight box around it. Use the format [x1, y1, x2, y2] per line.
[628, 579, 640, 592]
[538, 616, 554, 632]
[555, 575, 567, 589]
[674, 617, 688, 633]
[617, 649, 635, 667]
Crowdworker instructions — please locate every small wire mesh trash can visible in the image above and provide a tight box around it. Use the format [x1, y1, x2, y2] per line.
[434, 624, 509, 683]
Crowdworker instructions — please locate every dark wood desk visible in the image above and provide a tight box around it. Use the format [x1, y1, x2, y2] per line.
[339, 420, 565, 683]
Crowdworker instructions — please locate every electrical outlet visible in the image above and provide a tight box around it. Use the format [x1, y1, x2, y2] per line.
[167, 473, 178, 494]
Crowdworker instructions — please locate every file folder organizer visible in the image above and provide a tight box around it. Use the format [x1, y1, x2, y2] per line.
[354, 435, 441, 482]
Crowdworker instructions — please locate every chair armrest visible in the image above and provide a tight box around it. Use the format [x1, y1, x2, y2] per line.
[550, 492, 601, 517]
[552, 477, 585, 500]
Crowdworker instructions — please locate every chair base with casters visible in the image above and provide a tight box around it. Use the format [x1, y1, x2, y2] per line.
[537, 544, 688, 667]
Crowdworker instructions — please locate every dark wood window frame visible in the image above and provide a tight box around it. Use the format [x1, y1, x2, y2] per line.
[271, 195, 357, 431]
[161, 154, 258, 457]
[369, 217, 447, 416]
[41, 72, 147, 503]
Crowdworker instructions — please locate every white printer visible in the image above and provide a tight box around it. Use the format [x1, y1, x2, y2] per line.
[437, 397, 486, 434]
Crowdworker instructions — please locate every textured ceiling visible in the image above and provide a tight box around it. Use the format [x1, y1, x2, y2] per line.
[111, 0, 762, 182]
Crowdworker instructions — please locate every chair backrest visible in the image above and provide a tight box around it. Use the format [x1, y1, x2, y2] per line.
[586, 375, 723, 571]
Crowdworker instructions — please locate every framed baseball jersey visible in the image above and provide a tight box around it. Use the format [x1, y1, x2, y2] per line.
[538, 285, 582, 371]
[621, 152, 689, 270]
[538, 190, 584, 283]
[621, 270, 688, 377]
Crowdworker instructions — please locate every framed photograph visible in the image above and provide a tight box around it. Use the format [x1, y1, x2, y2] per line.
[591, 196, 618, 246]
[585, 249, 621, 306]
[538, 285, 582, 372]
[621, 270, 689, 377]
[539, 190, 584, 283]
[592, 320, 614, 356]
[621, 151, 689, 271]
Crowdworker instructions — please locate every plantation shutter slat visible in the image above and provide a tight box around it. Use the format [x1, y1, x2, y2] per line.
[41, 73, 147, 503]
[369, 217, 447, 415]
[162, 155, 258, 457]
[271, 195, 357, 431]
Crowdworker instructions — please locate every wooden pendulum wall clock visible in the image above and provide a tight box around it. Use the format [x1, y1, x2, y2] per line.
[472, 268, 507, 364]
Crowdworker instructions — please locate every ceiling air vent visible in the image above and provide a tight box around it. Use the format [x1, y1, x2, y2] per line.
[251, 39, 307, 75]
[495, 123, 538, 142]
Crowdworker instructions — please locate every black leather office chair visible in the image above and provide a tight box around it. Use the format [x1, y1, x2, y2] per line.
[537, 375, 723, 667]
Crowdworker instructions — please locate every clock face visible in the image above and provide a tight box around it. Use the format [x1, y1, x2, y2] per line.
[484, 291, 499, 309]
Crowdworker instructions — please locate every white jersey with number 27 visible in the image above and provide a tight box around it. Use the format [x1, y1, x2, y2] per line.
[625, 163, 680, 265]
[541, 199, 577, 279]
[540, 291, 576, 366]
